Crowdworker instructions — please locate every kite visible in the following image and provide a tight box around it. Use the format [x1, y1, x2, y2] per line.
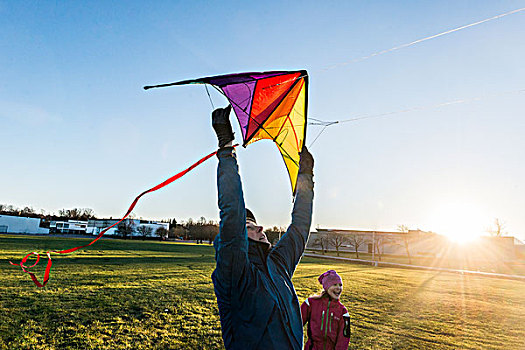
[144, 70, 309, 193]
[11, 70, 308, 287]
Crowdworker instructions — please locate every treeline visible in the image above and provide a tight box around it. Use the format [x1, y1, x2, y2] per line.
[0, 204, 96, 221]
[170, 217, 218, 244]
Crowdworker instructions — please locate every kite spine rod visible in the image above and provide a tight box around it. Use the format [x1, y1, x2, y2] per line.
[144, 82, 186, 90]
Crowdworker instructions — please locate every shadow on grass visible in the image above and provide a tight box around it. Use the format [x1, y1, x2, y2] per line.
[1, 255, 215, 267]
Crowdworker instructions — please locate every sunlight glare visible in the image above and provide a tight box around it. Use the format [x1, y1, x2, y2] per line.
[428, 201, 486, 244]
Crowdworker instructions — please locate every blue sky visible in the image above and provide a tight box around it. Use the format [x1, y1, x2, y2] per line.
[1, 1, 524, 240]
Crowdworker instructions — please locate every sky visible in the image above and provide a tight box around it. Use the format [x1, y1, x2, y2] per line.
[1, 1, 524, 241]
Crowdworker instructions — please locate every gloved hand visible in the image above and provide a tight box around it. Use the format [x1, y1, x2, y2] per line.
[212, 105, 234, 148]
[298, 146, 314, 175]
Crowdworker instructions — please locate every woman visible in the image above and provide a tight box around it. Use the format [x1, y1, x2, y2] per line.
[301, 270, 351, 350]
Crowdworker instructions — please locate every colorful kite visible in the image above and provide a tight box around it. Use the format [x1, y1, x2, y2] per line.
[145, 70, 309, 193]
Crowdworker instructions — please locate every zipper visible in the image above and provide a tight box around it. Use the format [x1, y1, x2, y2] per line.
[321, 310, 325, 331]
[323, 300, 331, 350]
[329, 312, 333, 333]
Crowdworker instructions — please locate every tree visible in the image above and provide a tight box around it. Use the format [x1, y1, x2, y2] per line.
[79, 208, 96, 220]
[312, 233, 329, 254]
[57, 208, 96, 220]
[347, 234, 365, 259]
[20, 206, 35, 216]
[327, 232, 349, 257]
[397, 224, 412, 264]
[170, 225, 188, 239]
[488, 218, 506, 237]
[264, 226, 285, 244]
[117, 220, 135, 239]
[372, 234, 393, 261]
[184, 217, 219, 244]
[155, 227, 169, 241]
[137, 225, 153, 240]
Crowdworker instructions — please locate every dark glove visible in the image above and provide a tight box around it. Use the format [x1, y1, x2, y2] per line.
[298, 146, 314, 175]
[212, 105, 234, 148]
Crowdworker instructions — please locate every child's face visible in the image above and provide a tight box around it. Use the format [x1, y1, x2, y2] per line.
[327, 283, 343, 300]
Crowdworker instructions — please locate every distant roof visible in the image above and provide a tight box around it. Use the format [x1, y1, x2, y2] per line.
[315, 228, 404, 235]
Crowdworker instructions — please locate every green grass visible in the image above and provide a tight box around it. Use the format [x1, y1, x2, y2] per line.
[1, 235, 524, 349]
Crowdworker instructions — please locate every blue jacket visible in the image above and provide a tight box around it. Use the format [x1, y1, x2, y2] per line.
[212, 147, 314, 350]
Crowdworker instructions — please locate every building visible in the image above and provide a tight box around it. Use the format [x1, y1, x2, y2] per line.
[309, 228, 524, 261]
[0, 214, 169, 239]
[86, 219, 169, 238]
[310, 228, 443, 257]
[0, 214, 49, 234]
[49, 220, 88, 234]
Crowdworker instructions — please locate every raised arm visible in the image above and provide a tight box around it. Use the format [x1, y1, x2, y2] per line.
[270, 147, 314, 276]
[212, 107, 249, 282]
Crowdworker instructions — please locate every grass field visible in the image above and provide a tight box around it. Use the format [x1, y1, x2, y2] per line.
[1, 235, 524, 349]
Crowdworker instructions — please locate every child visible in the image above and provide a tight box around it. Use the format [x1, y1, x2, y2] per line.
[301, 270, 351, 350]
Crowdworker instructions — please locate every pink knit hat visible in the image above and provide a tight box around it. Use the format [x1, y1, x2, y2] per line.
[318, 270, 342, 290]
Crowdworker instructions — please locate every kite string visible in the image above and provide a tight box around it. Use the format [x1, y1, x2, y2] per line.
[10, 145, 238, 287]
[248, 6, 525, 92]
[307, 88, 525, 146]
[308, 125, 329, 148]
[318, 7, 525, 72]
[205, 84, 215, 109]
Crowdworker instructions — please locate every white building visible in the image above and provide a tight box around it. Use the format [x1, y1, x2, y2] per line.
[87, 219, 169, 238]
[49, 220, 88, 234]
[0, 214, 49, 234]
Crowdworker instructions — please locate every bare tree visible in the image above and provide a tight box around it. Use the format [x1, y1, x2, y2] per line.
[187, 219, 219, 244]
[117, 219, 136, 239]
[488, 218, 506, 237]
[57, 208, 96, 220]
[155, 227, 169, 241]
[264, 226, 285, 245]
[137, 225, 153, 240]
[170, 225, 188, 240]
[373, 234, 392, 261]
[312, 233, 329, 254]
[20, 206, 35, 216]
[327, 232, 349, 257]
[79, 208, 96, 220]
[347, 234, 365, 259]
[397, 224, 412, 264]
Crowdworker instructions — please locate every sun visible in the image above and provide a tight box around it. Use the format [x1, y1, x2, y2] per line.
[427, 201, 486, 244]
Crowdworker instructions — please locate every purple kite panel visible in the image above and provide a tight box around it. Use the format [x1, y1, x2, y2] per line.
[222, 81, 256, 140]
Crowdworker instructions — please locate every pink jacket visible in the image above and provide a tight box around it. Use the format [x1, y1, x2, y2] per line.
[301, 295, 350, 350]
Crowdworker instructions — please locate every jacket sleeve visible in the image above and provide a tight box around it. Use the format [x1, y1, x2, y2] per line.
[213, 147, 250, 288]
[300, 298, 311, 326]
[270, 172, 314, 277]
[335, 307, 351, 350]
